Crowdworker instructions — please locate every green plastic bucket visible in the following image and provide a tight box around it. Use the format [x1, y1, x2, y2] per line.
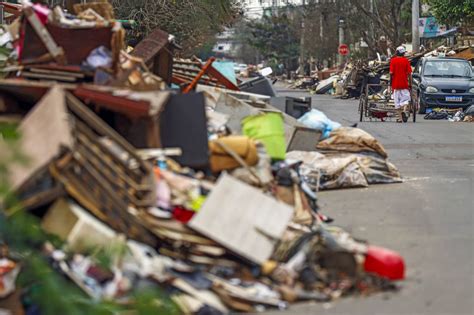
[242, 112, 286, 160]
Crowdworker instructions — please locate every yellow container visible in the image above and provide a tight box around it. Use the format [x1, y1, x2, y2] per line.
[242, 113, 286, 160]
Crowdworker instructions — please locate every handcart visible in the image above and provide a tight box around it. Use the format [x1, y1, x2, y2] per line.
[358, 82, 417, 123]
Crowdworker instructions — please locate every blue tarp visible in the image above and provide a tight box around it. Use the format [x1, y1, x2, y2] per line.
[212, 61, 238, 85]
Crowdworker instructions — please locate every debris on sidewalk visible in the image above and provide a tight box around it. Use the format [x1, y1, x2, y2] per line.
[424, 107, 466, 121]
[0, 3, 406, 314]
[316, 127, 388, 158]
[339, 44, 474, 100]
[286, 149, 401, 191]
[461, 105, 474, 122]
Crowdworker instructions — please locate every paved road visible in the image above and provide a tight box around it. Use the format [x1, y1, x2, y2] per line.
[277, 91, 474, 315]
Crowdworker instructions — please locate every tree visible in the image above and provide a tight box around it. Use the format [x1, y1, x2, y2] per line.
[232, 20, 263, 64]
[110, 0, 242, 56]
[345, 0, 411, 55]
[246, 13, 301, 75]
[240, 0, 412, 66]
[302, 0, 345, 66]
[299, 0, 412, 62]
[425, 0, 474, 27]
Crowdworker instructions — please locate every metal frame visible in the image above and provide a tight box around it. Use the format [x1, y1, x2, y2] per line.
[359, 82, 417, 123]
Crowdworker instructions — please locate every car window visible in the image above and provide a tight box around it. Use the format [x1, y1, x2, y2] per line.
[424, 60, 472, 77]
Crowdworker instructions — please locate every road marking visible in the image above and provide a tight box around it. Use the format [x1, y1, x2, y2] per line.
[404, 176, 470, 183]
[403, 177, 431, 182]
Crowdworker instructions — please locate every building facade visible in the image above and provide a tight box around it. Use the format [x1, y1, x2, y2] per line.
[241, 0, 305, 19]
[212, 28, 238, 57]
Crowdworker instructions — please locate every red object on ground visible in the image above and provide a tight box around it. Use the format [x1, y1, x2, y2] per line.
[172, 206, 196, 223]
[338, 44, 349, 56]
[364, 246, 405, 281]
[371, 111, 389, 121]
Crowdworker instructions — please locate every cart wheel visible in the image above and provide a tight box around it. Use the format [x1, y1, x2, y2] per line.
[359, 96, 366, 122]
[359, 98, 364, 122]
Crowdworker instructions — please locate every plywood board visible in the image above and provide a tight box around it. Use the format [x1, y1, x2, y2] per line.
[453, 47, 474, 61]
[131, 28, 169, 64]
[9, 86, 73, 189]
[188, 174, 293, 264]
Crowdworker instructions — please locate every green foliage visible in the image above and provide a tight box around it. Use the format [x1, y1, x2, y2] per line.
[1, 211, 180, 315]
[246, 14, 300, 66]
[0, 123, 28, 207]
[196, 40, 218, 60]
[425, 0, 474, 26]
[18, 254, 120, 315]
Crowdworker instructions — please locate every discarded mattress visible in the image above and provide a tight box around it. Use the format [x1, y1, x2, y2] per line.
[317, 127, 388, 158]
[287, 150, 401, 191]
[287, 151, 368, 190]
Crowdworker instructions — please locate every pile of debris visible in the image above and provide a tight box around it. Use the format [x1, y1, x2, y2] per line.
[286, 67, 342, 95]
[0, 2, 405, 314]
[278, 43, 473, 98]
[424, 105, 474, 122]
[288, 75, 319, 91]
[339, 45, 474, 99]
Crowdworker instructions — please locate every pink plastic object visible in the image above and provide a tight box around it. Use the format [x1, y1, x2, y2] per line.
[32, 4, 51, 24]
[364, 246, 405, 281]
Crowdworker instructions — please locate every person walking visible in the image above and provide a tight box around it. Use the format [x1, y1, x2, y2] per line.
[390, 46, 412, 122]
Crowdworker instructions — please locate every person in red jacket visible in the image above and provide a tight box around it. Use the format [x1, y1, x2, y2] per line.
[390, 46, 413, 122]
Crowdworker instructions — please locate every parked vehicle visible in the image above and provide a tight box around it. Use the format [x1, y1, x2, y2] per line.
[234, 63, 248, 74]
[412, 57, 474, 114]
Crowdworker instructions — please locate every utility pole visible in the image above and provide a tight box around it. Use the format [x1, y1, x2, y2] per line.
[298, 0, 306, 76]
[338, 17, 345, 67]
[369, 0, 374, 58]
[412, 0, 420, 53]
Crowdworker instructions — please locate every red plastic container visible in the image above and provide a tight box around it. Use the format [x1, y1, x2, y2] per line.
[364, 246, 405, 281]
[173, 206, 196, 223]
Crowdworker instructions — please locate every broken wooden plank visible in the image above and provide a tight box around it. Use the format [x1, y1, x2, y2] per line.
[23, 6, 66, 64]
[131, 28, 174, 84]
[21, 19, 114, 66]
[30, 67, 86, 78]
[21, 71, 79, 82]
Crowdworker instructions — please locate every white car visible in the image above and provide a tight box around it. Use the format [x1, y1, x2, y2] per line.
[234, 63, 247, 74]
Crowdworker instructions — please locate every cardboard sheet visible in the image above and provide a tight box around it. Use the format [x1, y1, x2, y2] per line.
[189, 174, 293, 264]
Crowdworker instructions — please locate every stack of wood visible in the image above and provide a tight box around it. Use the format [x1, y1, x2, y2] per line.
[173, 57, 240, 92]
